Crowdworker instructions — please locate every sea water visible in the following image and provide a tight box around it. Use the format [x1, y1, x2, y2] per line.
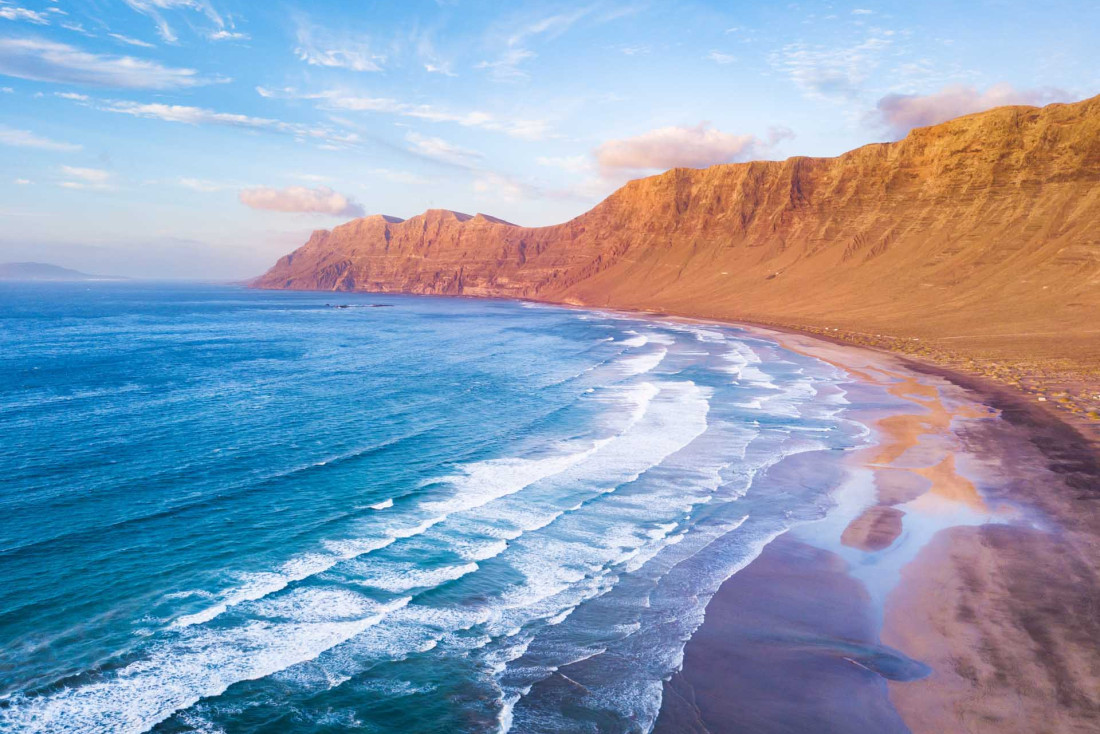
[0, 283, 868, 733]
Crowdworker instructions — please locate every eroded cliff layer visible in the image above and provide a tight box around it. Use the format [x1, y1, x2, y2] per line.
[255, 96, 1100, 378]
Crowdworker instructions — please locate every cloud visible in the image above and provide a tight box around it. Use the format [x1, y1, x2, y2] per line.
[13, 178, 32, 184]
[122, 0, 227, 44]
[60, 21, 94, 37]
[58, 165, 112, 189]
[473, 172, 527, 203]
[99, 100, 359, 147]
[108, 33, 156, 48]
[103, 100, 278, 126]
[294, 19, 383, 72]
[239, 185, 364, 216]
[405, 132, 482, 166]
[766, 125, 796, 145]
[595, 123, 761, 174]
[0, 4, 50, 24]
[0, 124, 81, 151]
[475, 48, 535, 81]
[410, 27, 456, 76]
[61, 165, 110, 183]
[852, 8, 874, 15]
[0, 38, 204, 89]
[707, 51, 736, 65]
[54, 91, 88, 101]
[423, 61, 455, 76]
[178, 176, 230, 192]
[209, 29, 248, 41]
[772, 32, 892, 100]
[261, 87, 552, 141]
[477, 7, 594, 81]
[873, 83, 1073, 137]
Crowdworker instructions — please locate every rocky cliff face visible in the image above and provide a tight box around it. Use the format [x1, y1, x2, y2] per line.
[255, 96, 1100, 370]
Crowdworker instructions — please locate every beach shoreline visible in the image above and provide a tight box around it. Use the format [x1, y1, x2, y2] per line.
[243, 287, 1100, 730]
[653, 323, 1100, 733]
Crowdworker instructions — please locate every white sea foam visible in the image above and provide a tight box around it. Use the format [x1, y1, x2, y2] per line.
[617, 347, 667, 376]
[0, 595, 410, 734]
[172, 537, 396, 628]
[170, 383, 659, 631]
[8, 315, 859, 734]
[351, 561, 479, 593]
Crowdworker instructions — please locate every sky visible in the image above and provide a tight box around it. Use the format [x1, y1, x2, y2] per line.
[0, 0, 1097, 279]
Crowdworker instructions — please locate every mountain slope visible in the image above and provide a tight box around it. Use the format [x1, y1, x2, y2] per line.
[0, 262, 114, 281]
[255, 95, 1100, 424]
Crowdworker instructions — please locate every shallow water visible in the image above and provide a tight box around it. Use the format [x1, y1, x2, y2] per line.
[0, 283, 869, 733]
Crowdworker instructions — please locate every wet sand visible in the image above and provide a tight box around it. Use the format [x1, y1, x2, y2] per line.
[655, 326, 1100, 733]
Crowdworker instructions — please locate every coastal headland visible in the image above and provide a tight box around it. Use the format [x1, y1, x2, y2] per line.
[253, 96, 1100, 732]
[254, 95, 1100, 444]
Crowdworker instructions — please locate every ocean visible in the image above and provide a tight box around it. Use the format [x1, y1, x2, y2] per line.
[0, 283, 868, 733]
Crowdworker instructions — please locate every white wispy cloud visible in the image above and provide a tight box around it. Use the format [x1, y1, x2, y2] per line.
[54, 91, 89, 101]
[61, 165, 110, 182]
[102, 101, 274, 126]
[405, 131, 482, 166]
[60, 21, 95, 36]
[13, 178, 32, 184]
[239, 185, 364, 216]
[0, 124, 81, 151]
[0, 38, 205, 89]
[423, 61, 456, 75]
[473, 171, 527, 202]
[873, 83, 1072, 137]
[259, 87, 552, 141]
[294, 18, 384, 72]
[99, 100, 360, 147]
[108, 32, 156, 48]
[178, 176, 231, 192]
[58, 165, 113, 189]
[475, 48, 535, 82]
[772, 31, 893, 100]
[477, 6, 595, 81]
[0, 4, 50, 24]
[122, 0, 228, 44]
[410, 27, 456, 76]
[209, 29, 248, 41]
[595, 123, 761, 174]
[707, 51, 736, 65]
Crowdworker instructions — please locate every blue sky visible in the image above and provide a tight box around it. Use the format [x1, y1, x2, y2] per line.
[1, 0, 1097, 278]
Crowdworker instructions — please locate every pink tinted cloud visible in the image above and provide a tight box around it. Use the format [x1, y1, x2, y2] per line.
[595, 123, 761, 174]
[874, 83, 1072, 138]
[239, 185, 364, 216]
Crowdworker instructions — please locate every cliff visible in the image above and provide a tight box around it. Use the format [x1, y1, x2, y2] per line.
[255, 95, 1100, 425]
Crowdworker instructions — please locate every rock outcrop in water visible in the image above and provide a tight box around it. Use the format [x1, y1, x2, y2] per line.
[255, 96, 1100, 377]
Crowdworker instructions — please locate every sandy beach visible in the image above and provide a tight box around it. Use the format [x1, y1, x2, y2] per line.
[656, 327, 1100, 733]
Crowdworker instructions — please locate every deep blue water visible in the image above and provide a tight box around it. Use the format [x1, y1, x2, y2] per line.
[0, 283, 867, 733]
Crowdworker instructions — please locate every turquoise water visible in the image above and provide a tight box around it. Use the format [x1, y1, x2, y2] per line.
[0, 283, 867, 733]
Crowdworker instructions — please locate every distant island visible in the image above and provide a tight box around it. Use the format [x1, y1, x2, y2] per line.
[0, 262, 124, 282]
